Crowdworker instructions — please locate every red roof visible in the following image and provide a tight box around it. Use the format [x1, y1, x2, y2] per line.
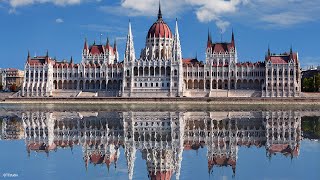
[208, 156, 236, 173]
[89, 44, 115, 55]
[210, 42, 234, 53]
[149, 170, 173, 180]
[147, 19, 172, 39]
[89, 45, 105, 55]
[27, 143, 57, 151]
[182, 58, 199, 65]
[28, 57, 55, 66]
[267, 52, 298, 64]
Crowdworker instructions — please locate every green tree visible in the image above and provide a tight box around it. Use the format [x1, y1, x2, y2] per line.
[315, 73, 320, 92]
[302, 117, 320, 139]
[302, 77, 314, 92]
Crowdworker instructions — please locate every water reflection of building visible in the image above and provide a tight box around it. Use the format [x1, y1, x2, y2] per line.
[0, 116, 24, 140]
[2, 110, 301, 179]
[123, 112, 184, 180]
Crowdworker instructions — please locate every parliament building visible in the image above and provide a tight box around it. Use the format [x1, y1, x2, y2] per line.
[21, 6, 301, 98]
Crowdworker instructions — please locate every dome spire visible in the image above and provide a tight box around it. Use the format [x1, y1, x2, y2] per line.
[158, 0, 162, 20]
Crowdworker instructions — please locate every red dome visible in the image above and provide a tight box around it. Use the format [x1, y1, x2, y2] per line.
[147, 19, 172, 39]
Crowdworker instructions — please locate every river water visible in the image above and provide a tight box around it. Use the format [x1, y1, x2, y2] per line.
[0, 104, 319, 180]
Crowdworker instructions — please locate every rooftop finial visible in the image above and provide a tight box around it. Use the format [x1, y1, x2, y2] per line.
[114, 39, 117, 51]
[231, 28, 235, 47]
[158, 0, 162, 20]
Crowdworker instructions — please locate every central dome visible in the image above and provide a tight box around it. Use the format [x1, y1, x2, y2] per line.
[146, 4, 173, 39]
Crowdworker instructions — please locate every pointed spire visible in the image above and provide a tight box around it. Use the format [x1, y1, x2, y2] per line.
[84, 38, 88, 50]
[158, 0, 162, 20]
[70, 56, 73, 64]
[128, 20, 132, 37]
[27, 50, 31, 63]
[290, 45, 293, 55]
[231, 29, 235, 47]
[46, 50, 49, 57]
[107, 163, 110, 173]
[173, 18, 182, 62]
[106, 37, 110, 46]
[125, 20, 136, 62]
[93, 40, 96, 45]
[175, 18, 180, 39]
[207, 28, 212, 48]
[268, 44, 271, 56]
[114, 39, 117, 52]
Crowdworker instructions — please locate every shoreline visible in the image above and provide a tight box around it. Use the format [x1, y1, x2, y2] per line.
[1, 97, 320, 105]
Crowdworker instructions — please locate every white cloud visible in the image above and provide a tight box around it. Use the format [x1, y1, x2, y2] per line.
[99, 0, 320, 29]
[7, 0, 82, 8]
[3, 0, 320, 29]
[244, 0, 320, 27]
[55, 18, 64, 23]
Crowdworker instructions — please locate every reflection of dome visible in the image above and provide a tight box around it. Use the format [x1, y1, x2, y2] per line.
[146, 4, 172, 39]
[149, 170, 172, 180]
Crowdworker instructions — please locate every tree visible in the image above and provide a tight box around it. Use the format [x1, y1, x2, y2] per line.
[302, 77, 314, 92]
[315, 73, 320, 92]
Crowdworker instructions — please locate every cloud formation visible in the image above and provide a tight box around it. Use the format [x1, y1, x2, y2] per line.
[4, 0, 320, 30]
[100, 0, 320, 30]
[10, 0, 82, 7]
[55, 18, 64, 23]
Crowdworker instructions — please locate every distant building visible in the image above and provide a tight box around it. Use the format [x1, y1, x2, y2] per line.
[302, 67, 320, 79]
[5, 68, 24, 91]
[0, 69, 5, 90]
[21, 5, 301, 98]
[0, 68, 24, 91]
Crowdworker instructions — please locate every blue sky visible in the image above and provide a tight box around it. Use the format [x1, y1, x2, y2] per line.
[0, 0, 320, 69]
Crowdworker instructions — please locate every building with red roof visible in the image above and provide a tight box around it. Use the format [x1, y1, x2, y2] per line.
[21, 3, 300, 98]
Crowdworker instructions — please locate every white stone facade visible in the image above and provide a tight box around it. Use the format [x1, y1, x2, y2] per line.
[21, 7, 301, 98]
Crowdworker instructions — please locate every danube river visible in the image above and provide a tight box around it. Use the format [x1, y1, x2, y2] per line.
[0, 104, 319, 180]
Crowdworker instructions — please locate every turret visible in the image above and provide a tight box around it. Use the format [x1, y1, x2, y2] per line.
[125, 20, 136, 62]
[106, 37, 110, 47]
[114, 39, 119, 63]
[231, 29, 235, 47]
[45, 50, 49, 63]
[113, 39, 117, 52]
[207, 29, 212, 48]
[83, 38, 88, 54]
[158, 1, 162, 20]
[173, 18, 182, 62]
[27, 50, 31, 63]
